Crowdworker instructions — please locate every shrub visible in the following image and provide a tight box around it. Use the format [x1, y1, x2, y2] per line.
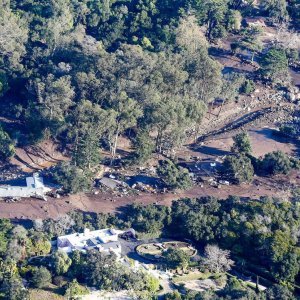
[157, 159, 192, 190]
[240, 79, 255, 94]
[232, 132, 252, 154]
[0, 126, 15, 161]
[222, 154, 254, 184]
[30, 267, 52, 288]
[261, 151, 292, 175]
[50, 162, 94, 193]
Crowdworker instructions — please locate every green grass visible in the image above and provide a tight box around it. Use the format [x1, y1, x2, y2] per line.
[173, 272, 212, 283]
[29, 288, 65, 300]
[136, 241, 196, 260]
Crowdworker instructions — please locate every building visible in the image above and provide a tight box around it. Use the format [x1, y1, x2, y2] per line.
[243, 17, 266, 28]
[0, 173, 51, 200]
[57, 228, 126, 257]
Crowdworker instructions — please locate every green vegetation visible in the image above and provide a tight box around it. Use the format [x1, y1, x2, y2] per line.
[157, 159, 192, 190]
[231, 132, 252, 154]
[223, 133, 300, 184]
[30, 267, 52, 288]
[0, 127, 15, 161]
[64, 279, 89, 299]
[240, 79, 255, 95]
[171, 196, 300, 286]
[163, 248, 190, 270]
[124, 203, 170, 237]
[0, 195, 298, 298]
[50, 162, 94, 193]
[222, 154, 254, 184]
[80, 250, 159, 296]
[0, 0, 299, 299]
[260, 47, 289, 84]
[261, 150, 296, 175]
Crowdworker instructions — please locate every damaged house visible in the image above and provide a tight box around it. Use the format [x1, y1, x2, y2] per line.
[0, 173, 51, 200]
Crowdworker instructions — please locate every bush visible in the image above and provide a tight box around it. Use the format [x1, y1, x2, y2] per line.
[260, 47, 289, 84]
[157, 159, 192, 190]
[50, 162, 94, 193]
[240, 79, 255, 95]
[261, 151, 292, 175]
[279, 124, 298, 138]
[163, 248, 190, 270]
[133, 130, 155, 164]
[30, 266, 52, 288]
[64, 279, 89, 299]
[222, 154, 254, 184]
[0, 126, 15, 161]
[51, 251, 72, 275]
[231, 132, 252, 154]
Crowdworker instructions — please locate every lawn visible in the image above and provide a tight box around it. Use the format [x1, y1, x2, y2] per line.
[172, 272, 212, 283]
[136, 241, 196, 260]
[29, 288, 65, 300]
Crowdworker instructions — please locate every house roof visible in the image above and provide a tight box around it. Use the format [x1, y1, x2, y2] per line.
[99, 177, 125, 189]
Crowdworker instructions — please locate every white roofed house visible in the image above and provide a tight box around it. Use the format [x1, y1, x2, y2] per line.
[0, 173, 51, 200]
[57, 228, 126, 258]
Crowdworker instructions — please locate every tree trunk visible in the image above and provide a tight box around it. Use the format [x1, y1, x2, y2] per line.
[111, 125, 120, 160]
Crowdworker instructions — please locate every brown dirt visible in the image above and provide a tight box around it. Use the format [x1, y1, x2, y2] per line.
[1, 54, 298, 221]
[10, 140, 69, 173]
[1, 170, 297, 220]
[193, 126, 298, 159]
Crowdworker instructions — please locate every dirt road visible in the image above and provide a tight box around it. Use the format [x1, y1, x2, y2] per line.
[0, 172, 295, 220]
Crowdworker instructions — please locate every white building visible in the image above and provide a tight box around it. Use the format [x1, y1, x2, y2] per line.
[57, 228, 125, 257]
[0, 173, 51, 200]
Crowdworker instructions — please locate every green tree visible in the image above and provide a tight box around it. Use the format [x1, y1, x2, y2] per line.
[194, 0, 229, 39]
[6, 226, 29, 262]
[261, 151, 292, 175]
[133, 130, 155, 164]
[0, 5, 28, 68]
[69, 100, 113, 169]
[238, 27, 263, 62]
[163, 248, 190, 270]
[51, 251, 72, 276]
[27, 232, 51, 256]
[157, 159, 192, 190]
[51, 162, 94, 193]
[82, 250, 159, 292]
[260, 47, 289, 83]
[125, 203, 170, 235]
[0, 219, 12, 255]
[30, 267, 52, 288]
[287, 0, 300, 28]
[222, 154, 254, 184]
[109, 92, 143, 159]
[0, 127, 15, 161]
[64, 279, 89, 299]
[33, 75, 75, 133]
[163, 291, 182, 300]
[262, 0, 289, 23]
[265, 284, 296, 300]
[240, 79, 255, 95]
[1, 276, 29, 300]
[232, 132, 252, 154]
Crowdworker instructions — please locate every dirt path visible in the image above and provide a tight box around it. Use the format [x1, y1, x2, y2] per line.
[1, 171, 296, 220]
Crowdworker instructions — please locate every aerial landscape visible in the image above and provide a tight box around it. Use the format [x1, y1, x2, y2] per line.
[0, 0, 299, 299]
